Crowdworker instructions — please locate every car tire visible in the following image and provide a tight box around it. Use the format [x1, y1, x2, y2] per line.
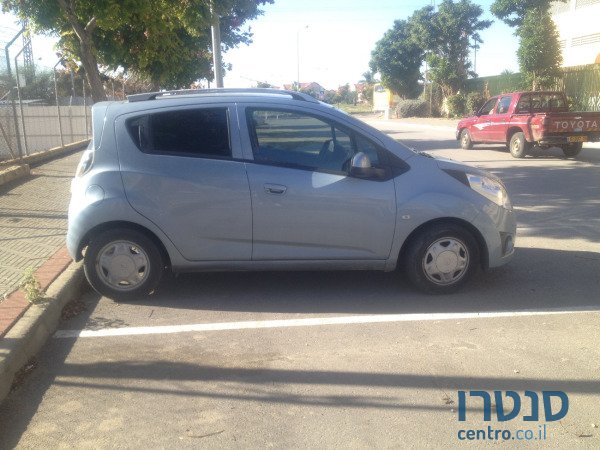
[509, 132, 530, 158]
[460, 129, 473, 149]
[84, 228, 164, 301]
[403, 223, 479, 294]
[561, 142, 583, 158]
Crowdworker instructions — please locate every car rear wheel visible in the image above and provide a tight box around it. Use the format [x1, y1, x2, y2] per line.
[403, 223, 479, 294]
[509, 132, 530, 158]
[84, 229, 164, 301]
[561, 142, 583, 158]
[508, 131, 531, 158]
[460, 129, 473, 149]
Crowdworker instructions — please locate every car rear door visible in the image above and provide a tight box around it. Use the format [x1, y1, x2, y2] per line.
[240, 105, 397, 261]
[115, 104, 252, 261]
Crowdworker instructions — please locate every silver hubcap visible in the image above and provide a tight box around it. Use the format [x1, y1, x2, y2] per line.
[422, 237, 469, 285]
[462, 133, 468, 147]
[96, 240, 150, 291]
[512, 139, 520, 153]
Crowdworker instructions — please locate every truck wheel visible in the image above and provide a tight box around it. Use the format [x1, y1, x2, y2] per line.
[509, 132, 530, 158]
[460, 129, 473, 149]
[403, 223, 479, 294]
[562, 142, 583, 158]
[84, 228, 164, 301]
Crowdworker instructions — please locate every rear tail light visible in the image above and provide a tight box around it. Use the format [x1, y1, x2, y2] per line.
[75, 150, 94, 177]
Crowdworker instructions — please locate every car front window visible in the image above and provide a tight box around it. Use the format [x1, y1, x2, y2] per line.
[248, 109, 356, 173]
[480, 98, 498, 115]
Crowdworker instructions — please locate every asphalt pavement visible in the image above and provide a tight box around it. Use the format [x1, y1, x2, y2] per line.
[0, 118, 598, 449]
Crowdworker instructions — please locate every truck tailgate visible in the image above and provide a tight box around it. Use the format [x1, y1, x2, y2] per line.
[547, 113, 600, 133]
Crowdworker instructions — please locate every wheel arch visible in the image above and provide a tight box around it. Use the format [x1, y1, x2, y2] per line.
[75, 220, 172, 269]
[398, 217, 489, 271]
[506, 126, 528, 144]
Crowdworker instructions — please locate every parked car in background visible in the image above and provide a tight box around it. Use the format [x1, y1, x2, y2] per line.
[457, 91, 600, 158]
[68, 89, 516, 300]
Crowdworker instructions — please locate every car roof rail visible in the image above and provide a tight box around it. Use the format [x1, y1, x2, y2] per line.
[127, 88, 320, 103]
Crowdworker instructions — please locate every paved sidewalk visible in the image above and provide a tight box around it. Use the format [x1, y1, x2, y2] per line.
[0, 151, 83, 299]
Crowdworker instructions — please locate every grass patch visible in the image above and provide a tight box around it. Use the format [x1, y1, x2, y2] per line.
[334, 103, 373, 114]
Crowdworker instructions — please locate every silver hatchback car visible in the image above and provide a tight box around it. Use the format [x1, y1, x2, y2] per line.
[68, 89, 516, 300]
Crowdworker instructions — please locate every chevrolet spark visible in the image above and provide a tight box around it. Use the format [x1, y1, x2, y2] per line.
[67, 89, 516, 300]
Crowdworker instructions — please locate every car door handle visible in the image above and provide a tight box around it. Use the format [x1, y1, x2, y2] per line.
[264, 183, 287, 195]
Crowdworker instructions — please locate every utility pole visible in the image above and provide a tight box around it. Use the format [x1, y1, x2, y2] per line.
[474, 39, 478, 75]
[296, 25, 308, 91]
[210, 0, 224, 88]
[21, 18, 34, 83]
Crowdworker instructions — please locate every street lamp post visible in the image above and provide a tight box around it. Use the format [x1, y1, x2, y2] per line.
[296, 25, 308, 90]
[210, 0, 224, 88]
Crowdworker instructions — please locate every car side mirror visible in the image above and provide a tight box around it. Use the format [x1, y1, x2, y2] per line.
[350, 152, 375, 178]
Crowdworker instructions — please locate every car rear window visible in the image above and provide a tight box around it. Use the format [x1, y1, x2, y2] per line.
[515, 94, 567, 113]
[126, 108, 231, 158]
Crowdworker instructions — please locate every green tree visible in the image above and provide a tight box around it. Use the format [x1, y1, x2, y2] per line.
[358, 71, 376, 104]
[369, 19, 423, 98]
[360, 70, 375, 84]
[516, 8, 562, 89]
[411, 0, 492, 97]
[491, 0, 565, 90]
[490, 0, 565, 26]
[3, 0, 272, 102]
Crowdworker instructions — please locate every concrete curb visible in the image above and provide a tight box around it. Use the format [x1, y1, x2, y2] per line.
[0, 139, 89, 187]
[0, 164, 30, 187]
[364, 119, 457, 132]
[0, 261, 84, 404]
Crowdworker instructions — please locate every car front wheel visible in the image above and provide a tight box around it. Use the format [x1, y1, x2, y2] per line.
[460, 129, 473, 150]
[84, 229, 164, 301]
[403, 223, 479, 294]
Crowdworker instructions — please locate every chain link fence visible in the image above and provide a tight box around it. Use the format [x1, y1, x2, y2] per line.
[1, 34, 91, 163]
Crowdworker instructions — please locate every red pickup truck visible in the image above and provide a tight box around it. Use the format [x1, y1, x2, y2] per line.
[456, 91, 600, 158]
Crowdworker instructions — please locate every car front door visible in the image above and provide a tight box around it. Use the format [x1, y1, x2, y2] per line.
[241, 107, 397, 261]
[470, 97, 498, 142]
[116, 105, 252, 261]
[488, 95, 513, 142]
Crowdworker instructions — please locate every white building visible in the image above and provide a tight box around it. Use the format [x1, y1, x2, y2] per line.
[551, 0, 600, 66]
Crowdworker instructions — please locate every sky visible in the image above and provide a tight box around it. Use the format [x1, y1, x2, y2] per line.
[1, 0, 520, 91]
[223, 0, 520, 89]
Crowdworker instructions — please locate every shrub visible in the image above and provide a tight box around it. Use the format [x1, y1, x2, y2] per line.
[446, 93, 467, 118]
[466, 92, 487, 115]
[395, 99, 429, 118]
[419, 83, 444, 117]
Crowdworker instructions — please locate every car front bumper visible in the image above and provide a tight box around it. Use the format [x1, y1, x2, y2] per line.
[471, 204, 517, 269]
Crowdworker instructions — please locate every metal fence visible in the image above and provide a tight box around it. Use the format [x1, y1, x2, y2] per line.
[0, 93, 91, 162]
[466, 63, 600, 111]
[1, 29, 92, 162]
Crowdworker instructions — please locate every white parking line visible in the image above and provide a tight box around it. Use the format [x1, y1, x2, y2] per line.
[53, 307, 599, 339]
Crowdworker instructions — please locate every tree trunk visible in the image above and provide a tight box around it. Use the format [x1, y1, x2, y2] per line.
[57, 0, 106, 103]
[78, 35, 106, 103]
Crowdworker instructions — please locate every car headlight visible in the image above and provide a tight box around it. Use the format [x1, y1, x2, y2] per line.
[466, 173, 512, 210]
